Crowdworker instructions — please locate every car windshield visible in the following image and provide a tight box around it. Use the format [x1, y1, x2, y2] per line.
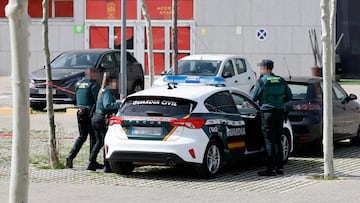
[176, 60, 221, 76]
[288, 83, 309, 100]
[51, 52, 102, 69]
[119, 96, 196, 117]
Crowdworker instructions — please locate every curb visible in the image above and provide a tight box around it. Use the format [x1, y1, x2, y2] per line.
[66, 108, 77, 115]
[0, 107, 33, 115]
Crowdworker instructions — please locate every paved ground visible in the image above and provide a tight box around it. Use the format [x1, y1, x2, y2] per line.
[1, 76, 360, 202]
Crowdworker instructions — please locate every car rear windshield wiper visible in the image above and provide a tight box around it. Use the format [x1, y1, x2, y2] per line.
[146, 111, 164, 116]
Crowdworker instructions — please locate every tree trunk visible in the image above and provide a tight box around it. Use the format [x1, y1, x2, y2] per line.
[140, 0, 155, 86]
[42, 0, 60, 168]
[330, 0, 337, 80]
[172, 0, 178, 75]
[320, 0, 335, 179]
[6, 1, 30, 202]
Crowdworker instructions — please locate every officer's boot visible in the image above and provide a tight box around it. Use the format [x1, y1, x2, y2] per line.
[65, 157, 73, 168]
[86, 161, 97, 171]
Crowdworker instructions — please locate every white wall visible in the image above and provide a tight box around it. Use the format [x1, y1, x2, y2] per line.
[194, 0, 322, 77]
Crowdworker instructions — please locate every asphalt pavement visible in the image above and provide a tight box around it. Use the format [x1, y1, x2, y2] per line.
[1, 76, 360, 202]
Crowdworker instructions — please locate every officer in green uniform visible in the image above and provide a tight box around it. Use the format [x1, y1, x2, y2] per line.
[252, 59, 292, 176]
[66, 68, 102, 169]
[88, 75, 121, 172]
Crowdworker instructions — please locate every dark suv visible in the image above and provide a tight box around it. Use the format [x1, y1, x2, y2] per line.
[29, 49, 144, 110]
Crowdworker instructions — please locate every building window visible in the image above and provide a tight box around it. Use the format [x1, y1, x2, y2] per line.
[0, 0, 73, 18]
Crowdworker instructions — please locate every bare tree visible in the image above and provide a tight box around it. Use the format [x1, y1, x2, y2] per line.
[42, 0, 60, 168]
[6, 0, 30, 202]
[172, 0, 178, 75]
[140, 0, 155, 86]
[320, 0, 335, 178]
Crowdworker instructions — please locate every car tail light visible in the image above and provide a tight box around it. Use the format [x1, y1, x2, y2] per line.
[169, 117, 206, 129]
[108, 116, 124, 126]
[292, 103, 320, 111]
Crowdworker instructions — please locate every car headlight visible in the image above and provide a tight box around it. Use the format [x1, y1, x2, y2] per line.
[29, 78, 36, 88]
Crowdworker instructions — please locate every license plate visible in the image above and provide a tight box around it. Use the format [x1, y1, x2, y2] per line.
[132, 127, 163, 136]
[38, 88, 56, 94]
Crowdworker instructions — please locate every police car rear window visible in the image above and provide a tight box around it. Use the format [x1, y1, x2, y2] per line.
[288, 83, 309, 100]
[119, 97, 196, 117]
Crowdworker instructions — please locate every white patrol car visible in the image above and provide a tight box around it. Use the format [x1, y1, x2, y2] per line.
[153, 54, 257, 93]
[104, 76, 293, 178]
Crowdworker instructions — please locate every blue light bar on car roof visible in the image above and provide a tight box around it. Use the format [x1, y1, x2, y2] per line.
[163, 75, 226, 86]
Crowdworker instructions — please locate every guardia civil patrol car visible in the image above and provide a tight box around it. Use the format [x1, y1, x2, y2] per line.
[104, 76, 293, 178]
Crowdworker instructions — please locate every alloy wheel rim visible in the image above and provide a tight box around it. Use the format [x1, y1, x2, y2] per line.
[281, 134, 289, 160]
[207, 145, 221, 174]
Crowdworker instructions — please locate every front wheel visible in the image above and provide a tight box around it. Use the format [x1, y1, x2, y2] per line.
[350, 125, 360, 146]
[195, 140, 223, 179]
[109, 162, 135, 175]
[281, 130, 291, 162]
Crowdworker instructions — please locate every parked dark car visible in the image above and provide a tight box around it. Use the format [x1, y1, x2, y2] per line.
[29, 49, 144, 110]
[285, 76, 360, 149]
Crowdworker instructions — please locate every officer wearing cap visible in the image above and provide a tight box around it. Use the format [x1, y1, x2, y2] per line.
[252, 59, 292, 176]
[66, 68, 103, 169]
[88, 74, 121, 172]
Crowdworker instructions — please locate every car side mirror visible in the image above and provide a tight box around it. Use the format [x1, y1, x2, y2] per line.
[342, 94, 357, 104]
[222, 72, 233, 78]
[348, 94, 357, 101]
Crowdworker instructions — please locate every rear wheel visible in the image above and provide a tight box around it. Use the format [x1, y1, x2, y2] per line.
[109, 162, 135, 175]
[195, 140, 223, 179]
[281, 130, 291, 162]
[30, 102, 46, 111]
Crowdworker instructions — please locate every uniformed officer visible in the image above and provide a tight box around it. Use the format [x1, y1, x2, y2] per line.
[252, 59, 292, 176]
[66, 68, 102, 169]
[87, 75, 121, 172]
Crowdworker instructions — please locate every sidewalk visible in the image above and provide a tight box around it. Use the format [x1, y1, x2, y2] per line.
[1, 179, 360, 202]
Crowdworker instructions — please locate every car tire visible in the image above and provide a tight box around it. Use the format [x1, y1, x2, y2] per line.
[30, 102, 46, 111]
[109, 161, 135, 175]
[281, 130, 291, 163]
[131, 81, 143, 94]
[350, 125, 360, 146]
[195, 140, 223, 179]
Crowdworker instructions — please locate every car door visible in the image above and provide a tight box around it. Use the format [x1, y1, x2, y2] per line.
[333, 82, 359, 137]
[221, 59, 238, 87]
[331, 82, 346, 139]
[204, 91, 246, 158]
[231, 92, 264, 152]
[233, 58, 255, 92]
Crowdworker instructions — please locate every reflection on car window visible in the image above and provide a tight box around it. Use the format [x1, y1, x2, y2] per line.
[333, 82, 347, 101]
[288, 83, 309, 100]
[204, 91, 238, 113]
[119, 97, 196, 117]
[51, 52, 101, 69]
[178, 60, 220, 76]
[100, 53, 116, 69]
[222, 60, 235, 77]
[234, 58, 246, 74]
[231, 93, 257, 114]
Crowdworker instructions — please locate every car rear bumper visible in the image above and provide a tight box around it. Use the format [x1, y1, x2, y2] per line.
[291, 124, 322, 146]
[107, 151, 188, 166]
[104, 125, 210, 165]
